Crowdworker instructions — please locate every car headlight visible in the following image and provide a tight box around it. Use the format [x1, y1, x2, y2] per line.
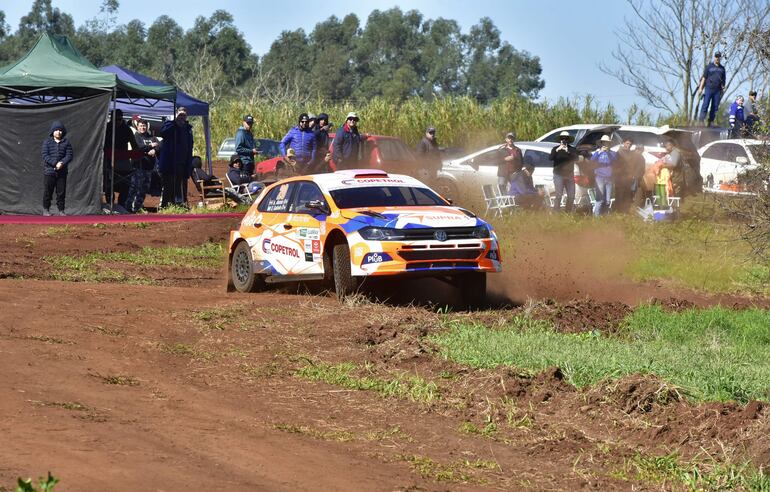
[473, 225, 491, 239]
[359, 227, 406, 240]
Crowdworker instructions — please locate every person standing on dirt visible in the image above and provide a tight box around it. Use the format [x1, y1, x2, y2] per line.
[310, 112, 333, 173]
[548, 130, 578, 212]
[127, 117, 160, 213]
[590, 135, 617, 216]
[697, 52, 726, 126]
[661, 138, 684, 201]
[497, 132, 522, 188]
[415, 126, 441, 182]
[103, 108, 135, 208]
[41, 120, 73, 216]
[235, 115, 258, 176]
[158, 106, 194, 208]
[333, 112, 364, 170]
[280, 113, 317, 173]
[614, 136, 638, 212]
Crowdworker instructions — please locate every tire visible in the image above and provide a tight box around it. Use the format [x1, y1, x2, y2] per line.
[332, 242, 360, 299]
[230, 241, 265, 293]
[457, 272, 486, 309]
[434, 178, 459, 203]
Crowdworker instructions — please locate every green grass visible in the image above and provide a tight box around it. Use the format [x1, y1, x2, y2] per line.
[43, 243, 225, 283]
[296, 361, 441, 404]
[433, 306, 770, 403]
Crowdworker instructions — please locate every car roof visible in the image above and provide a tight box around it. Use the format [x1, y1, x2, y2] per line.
[701, 138, 766, 147]
[277, 169, 428, 192]
[515, 141, 560, 151]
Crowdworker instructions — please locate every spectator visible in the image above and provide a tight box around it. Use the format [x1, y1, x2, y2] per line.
[614, 136, 637, 212]
[310, 112, 333, 173]
[745, 90, 760, 134]
[235, 115, 258, 176]
[41, 120, 73, 216]
[548, 130, 579, 212]
[158, 106, 194, 208]
[415, 126, 441, 182]
[630, 144, 648, 208]
[497, 132, 522, 188]
[729, 95, 746, 138]
[280, 113, 317, 171]
[103, 108, 135, 208]
[333, 112, 364, 170]
[126, 117, 160, 213]
[590, 135, 618, 216]
[697, 52, 726, 126]
[661, 138, 685, 201]
[227, 155, 251, 186]
[652, 158, 672, 209]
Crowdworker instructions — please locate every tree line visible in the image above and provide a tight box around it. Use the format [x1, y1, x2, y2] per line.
[0, 0, 545, 105]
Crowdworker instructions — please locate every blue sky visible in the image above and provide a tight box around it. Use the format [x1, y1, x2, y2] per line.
[3, 0, 641, 114]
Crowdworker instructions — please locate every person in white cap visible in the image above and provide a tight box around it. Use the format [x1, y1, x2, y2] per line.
[332, 112, 364, 170]
[548, 130, 579, 212]
[589, 134, 618, 216]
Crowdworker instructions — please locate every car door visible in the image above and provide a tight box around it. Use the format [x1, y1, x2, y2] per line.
[253, 182, 303, 275]
[283, 181, 329, 276]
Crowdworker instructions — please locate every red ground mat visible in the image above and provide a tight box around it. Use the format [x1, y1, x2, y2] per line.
[0, 213, 244, 225]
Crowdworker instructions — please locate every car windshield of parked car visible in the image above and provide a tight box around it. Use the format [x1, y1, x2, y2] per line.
[522, 149, 552, 167]
[616, 131, 663, 148]
[330, 186, 447, 209]
[540, 129, 579, 143]
[377, 139, 416, 162]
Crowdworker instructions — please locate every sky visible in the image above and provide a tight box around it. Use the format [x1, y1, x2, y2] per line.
[2, 0, 643, 115]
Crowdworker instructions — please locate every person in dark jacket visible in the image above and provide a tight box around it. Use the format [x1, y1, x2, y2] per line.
[497, 132, 523, 188]
[548, 131, 579, 212]
[280, 113, 317, 171]
[158, 107, 194, 207]
[333, 112, 365, 170]
[415, 126, 441, 181]
[614, 136, 638, 212]
[103, 108, 135, 207]
[126, 117, 160, 212]
[235, 114, 258, 175]
[310, 112, 333, 173]
[227, 154, 252, 186]
[41, 120, 73, 216]
[697, 52, 726, 126]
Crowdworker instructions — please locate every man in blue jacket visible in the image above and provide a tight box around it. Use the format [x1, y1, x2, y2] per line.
[41, 120, 73, 216]
[590, 135, 618, 216]
[728, 95, 745, 138]
[158, 107, 194, 208]
[280, 113, 317, 171]
[235, 115, 258, 176]
[697, 52, 727, 126]
[333, 112, 365, 170]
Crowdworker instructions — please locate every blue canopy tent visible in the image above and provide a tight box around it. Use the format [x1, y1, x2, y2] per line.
[101, 65, 212, 173]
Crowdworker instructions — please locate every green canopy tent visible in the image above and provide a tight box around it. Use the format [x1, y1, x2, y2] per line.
[0, 33, 177, 215]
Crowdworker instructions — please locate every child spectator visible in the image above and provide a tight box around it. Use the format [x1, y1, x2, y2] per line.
[41, 120, 73, 216]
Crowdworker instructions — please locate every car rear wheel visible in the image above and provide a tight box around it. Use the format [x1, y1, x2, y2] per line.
[332, 243, 360, 299]
[456, 272, 486, 309]
[231, 241, 265, 293]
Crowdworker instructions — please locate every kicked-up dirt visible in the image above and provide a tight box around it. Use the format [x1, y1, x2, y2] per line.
[0, 218, 768, 491]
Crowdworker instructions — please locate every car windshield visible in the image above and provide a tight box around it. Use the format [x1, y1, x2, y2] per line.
[616, 131, 664, 148]
[329, 186, 447, 209]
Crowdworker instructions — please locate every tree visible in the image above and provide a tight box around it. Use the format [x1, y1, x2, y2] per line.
[601, 0, 770, 121]
[146, 15, 184, 82]
[0, 11, 9, 40]
[308, 14, 359, 100]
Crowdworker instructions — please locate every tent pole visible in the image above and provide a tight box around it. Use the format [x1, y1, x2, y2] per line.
[110, 89, 116, 214]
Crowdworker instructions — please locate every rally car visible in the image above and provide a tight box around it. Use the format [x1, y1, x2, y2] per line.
[227, 169, 502, 305]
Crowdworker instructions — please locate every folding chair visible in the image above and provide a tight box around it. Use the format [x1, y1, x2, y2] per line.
[667, 197, 681, 209]
[225, 173, 255, 204]
[191, 169, 227, 209]
[496, 184, 518, 207]
[482, 184, 516, 217]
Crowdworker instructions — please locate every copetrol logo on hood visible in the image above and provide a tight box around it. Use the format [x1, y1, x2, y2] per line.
[339, 178, 407, 186]
[262, 238, 300, 258]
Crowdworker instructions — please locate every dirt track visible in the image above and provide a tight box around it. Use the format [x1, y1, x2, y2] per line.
[1, 219, 768, 491]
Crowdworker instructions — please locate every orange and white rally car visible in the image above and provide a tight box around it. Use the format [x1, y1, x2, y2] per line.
[227, 169, 502, 305]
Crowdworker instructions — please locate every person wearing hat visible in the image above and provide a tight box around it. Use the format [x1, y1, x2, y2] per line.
[728, 95, 745, 138]
[310, 112, 333, 173]
[745, 90, 761, 135]
[127, 117, 161, 212]
[235, 114, 258, 176]
[41, 120, 73, 216]
[415, 126, 441, 181]
[158, 106, 194, 207]
[280, 113, 317, 171]
[227, 154, 251, 186]
[333, 112, 365, 170]
[548, 131, 579, 212]
[589, 134, 618, 216]
[697, 52, 726, 126]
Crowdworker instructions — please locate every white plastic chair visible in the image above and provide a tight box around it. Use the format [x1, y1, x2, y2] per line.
[482, 185, 516, 217]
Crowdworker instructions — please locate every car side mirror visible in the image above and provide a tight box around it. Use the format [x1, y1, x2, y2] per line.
[306, 200, 330, 215]
[736, 156, 749, 165]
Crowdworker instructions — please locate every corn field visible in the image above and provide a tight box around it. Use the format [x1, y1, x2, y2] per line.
[199, 95, 624, 158]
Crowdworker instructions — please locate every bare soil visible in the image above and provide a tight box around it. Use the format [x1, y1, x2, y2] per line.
[0, 219, 768, 491]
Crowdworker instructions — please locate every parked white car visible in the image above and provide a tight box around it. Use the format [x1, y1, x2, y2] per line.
[699, 139, 768, 189]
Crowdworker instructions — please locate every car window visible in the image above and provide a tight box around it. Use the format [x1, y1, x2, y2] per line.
[540, 129, 578, 143]
[257, 139, 281, 158]
[376, 139, 416, 162]
[615, 131, 662, 148]
[702, 144, 728, 160]
[219, 138, 235, 152]
[470, 149, 500, 167]
[522, 149, 552, 167]
[329, 186, 447, 208]
[290, 181, 327, 214]
[724, 143, 748, 161]
[257, 182, 295, 213]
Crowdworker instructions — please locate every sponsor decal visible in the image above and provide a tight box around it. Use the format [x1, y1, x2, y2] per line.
[361, 252, 393, 265]
[339, 178, 407, 186]
[312, 240, 321, 254]
[304, 240, 312, 253]
[304, 253, 313, 262]
[434, 230, 448, 242]
[319, 223, 327, 235]
[298, 228, 320, 240]
[262, 238, 300, 258]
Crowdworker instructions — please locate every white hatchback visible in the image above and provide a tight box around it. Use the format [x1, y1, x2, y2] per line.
[698, 139, 768, 189]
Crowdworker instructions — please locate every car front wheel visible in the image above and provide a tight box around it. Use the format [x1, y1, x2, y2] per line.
[332, 243, 360, 299]
[230, 241, 265, 292]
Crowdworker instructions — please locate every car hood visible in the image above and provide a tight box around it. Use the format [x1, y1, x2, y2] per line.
[339, 206, 482, 230]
